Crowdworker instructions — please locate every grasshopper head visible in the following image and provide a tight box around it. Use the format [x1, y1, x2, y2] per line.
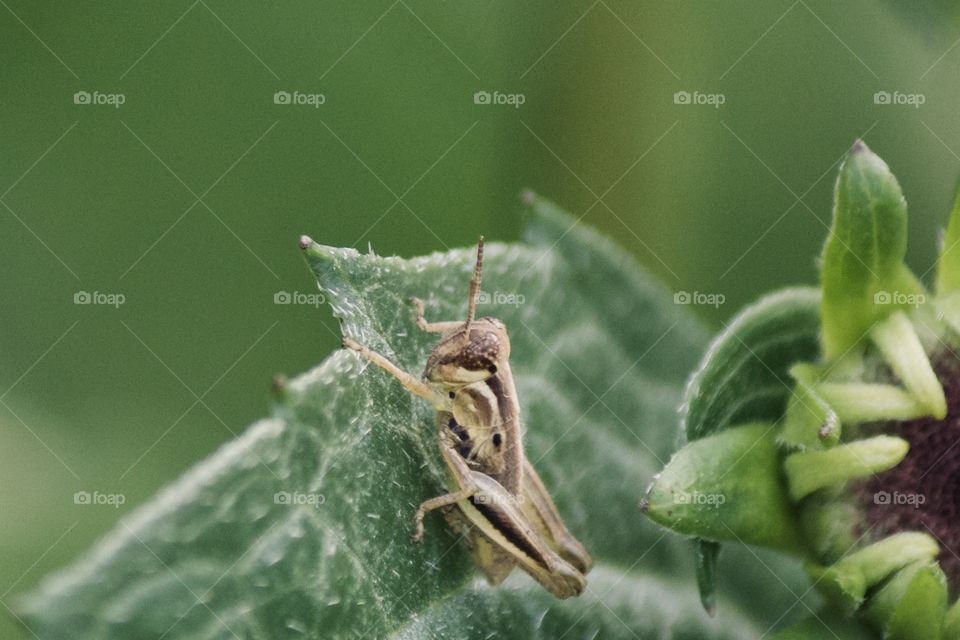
[424, 318, 510, 384]
[423, 237, 512, 385]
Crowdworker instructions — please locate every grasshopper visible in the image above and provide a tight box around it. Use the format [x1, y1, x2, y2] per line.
[343, 238, 592, 599]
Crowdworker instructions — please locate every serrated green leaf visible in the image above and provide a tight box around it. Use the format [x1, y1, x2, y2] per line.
[15, 198, 812, 639]
[820, 141, 924, 359]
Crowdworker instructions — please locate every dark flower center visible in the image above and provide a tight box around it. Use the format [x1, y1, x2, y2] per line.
[857, 351, 960, 588]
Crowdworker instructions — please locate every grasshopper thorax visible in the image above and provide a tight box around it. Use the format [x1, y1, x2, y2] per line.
[424, 317, 510, 385]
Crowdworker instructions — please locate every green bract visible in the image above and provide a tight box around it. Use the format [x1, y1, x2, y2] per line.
[645, 141, 960, 639]
[820, 141, 924, 359]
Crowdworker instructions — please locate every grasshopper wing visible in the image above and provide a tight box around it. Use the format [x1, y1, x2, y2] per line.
[519, 459, 593, 574]
[458, 471, 586, 599]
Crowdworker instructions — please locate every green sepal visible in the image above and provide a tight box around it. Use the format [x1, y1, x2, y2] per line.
[937, 180, 960, 295]
[807, 532, 939, 613]
[871, 310, 947, 419]
[643, 422, 806, 554]
[817, 382, 928, 422]
[945, 597, 960, 640]
[778, 363, 840, 450]
[864, 561, 948, 640]
[784, 435, 908, 500]
[936, 290, 960, 338]
[693, 539, 719, 617]
[821, 140, 923, 359]
[680, 287, 821, 442]
[797, 490, 860, 564]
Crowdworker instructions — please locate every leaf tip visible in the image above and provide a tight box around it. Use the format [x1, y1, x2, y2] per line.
[704, 599, 717, 618]
[298, 234, 313, 250]
[841, 138, 892, 180]
[520, 188, 536, 204]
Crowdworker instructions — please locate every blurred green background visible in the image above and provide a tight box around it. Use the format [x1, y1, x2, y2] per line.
[2, 1, 960, 635]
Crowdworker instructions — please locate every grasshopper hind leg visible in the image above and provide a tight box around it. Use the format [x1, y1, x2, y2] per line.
[411, 484, 476, 543]
[442, 509, 516, 586]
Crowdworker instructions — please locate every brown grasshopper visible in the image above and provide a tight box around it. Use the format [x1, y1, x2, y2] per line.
[343, 238, 592, 599]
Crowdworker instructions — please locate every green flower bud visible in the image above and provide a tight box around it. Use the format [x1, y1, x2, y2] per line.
[643, 423, 806, 554]
[644, 141, 960, 637]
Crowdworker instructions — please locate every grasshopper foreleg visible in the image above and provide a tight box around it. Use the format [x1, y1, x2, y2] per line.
[411, 297, 465, 334]
[342, 337, 445, 408]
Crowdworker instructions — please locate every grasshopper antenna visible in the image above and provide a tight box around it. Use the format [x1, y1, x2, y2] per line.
[464, 236, 484, 331]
